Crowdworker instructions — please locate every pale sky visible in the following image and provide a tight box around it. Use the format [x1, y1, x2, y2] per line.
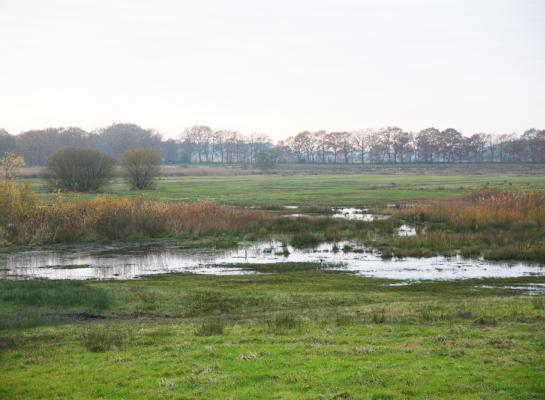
[1, 0, 544, 139]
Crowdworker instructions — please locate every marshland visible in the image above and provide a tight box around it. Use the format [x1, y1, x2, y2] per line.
[1, 161, 545, 399]
[2, 0, 545, 397]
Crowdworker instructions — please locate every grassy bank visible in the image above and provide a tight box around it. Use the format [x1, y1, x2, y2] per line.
[19, 173, 545, 205]
[1, 272, 544, 399]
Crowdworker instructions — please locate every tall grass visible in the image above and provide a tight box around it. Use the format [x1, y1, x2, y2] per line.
[399, 190, 545, 230]
[0, 181, 265, 245]
[392, 190, 545, 261]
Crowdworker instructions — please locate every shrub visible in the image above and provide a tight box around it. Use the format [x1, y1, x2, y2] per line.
[0, 181, 40, 243]
[1, 152, 25, 180]
[120, 148, 161, 190]
[46, 148, 115, 192]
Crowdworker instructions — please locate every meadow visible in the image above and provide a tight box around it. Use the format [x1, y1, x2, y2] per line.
[1, 165, 545, 399]
[1, 272, 544, 399]
[19, 171, 545, 205]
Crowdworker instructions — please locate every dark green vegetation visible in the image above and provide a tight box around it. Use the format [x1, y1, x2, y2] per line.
[46, 148, 116, 192]
[19, 172, 545, 205]
[1, 273, 544, 399]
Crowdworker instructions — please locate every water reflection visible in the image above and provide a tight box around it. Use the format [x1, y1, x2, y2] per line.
[1, 241, 544, 281]
[283, 207, 390, 222]
[476, 283, 545, 295]
[396, 224, 417, 237]
[332, 208, 389, 221]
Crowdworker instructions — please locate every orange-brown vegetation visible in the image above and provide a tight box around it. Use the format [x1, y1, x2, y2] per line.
[398, 190, 545, 230]
[389, 190, 545, 262]
[0, 181, 265, 245]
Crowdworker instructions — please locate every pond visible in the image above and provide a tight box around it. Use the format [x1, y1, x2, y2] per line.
[1, 241, 544, 281]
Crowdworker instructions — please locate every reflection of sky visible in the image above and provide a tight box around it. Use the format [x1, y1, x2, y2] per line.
[1, 0, 544, 136]
[1, 242, 545, 281]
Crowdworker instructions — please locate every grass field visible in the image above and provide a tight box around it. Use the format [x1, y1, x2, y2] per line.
[1, 271, 544, 399]
[3, 167, 545, 399]
[21, 173, 545, 205]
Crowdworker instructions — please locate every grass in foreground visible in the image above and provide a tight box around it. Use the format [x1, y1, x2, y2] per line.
[1, 271, 544, 399]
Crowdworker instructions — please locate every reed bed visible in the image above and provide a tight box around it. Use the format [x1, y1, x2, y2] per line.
[0, 181, 265, 245]
[389, 190, 545, 262]
[398, 190, 545, 230]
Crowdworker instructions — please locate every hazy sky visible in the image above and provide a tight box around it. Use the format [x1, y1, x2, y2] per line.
[1, 0, 544, 139]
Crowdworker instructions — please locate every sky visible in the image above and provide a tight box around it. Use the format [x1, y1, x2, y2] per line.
[1, 0, 544, 139]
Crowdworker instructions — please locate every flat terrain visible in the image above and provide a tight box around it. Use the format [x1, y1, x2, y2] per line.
[22, 172, 545, 205]
[1, 271, 544, 399]
[3, 165, 545, 399]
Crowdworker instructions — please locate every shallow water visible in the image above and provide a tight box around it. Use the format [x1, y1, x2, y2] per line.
[476, 283, 545, 295]
[283, 207, 389, 222]
[1, 241, 544, 281]
[396, 224, 417, 237]
[332, 207, 389, 221]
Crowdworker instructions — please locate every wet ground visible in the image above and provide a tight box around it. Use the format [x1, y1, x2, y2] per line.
[1, 241, 544, 281]
[281, 206, 390, 222]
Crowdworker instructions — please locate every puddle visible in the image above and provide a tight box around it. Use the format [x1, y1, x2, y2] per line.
[283, 207, 389, 222]
[332, 208, 389, 221]
[396, 224, 417, 237]
[1, 241, 545, 281]
[477, 284, 545, 295]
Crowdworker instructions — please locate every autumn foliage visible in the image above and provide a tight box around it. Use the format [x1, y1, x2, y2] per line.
[398, 190, 545, 230]
[0, 181, 264, 245]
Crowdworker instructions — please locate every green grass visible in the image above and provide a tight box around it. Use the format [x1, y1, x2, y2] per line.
[20, 173, 545, 205]
[1, 272, 544, 399]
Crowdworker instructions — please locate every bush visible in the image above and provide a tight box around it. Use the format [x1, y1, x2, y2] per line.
[1, 152, 25, 179]
[120, 148, 161, 190]
[46, 148, 115, 192]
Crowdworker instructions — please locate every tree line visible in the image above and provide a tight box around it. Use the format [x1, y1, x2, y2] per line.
[1, 123, 544, 166]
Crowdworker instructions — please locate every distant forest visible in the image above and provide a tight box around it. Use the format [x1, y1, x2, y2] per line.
[1, 123, 544, 165]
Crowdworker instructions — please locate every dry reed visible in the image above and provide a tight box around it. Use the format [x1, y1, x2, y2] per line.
[0, 181, 265, 245]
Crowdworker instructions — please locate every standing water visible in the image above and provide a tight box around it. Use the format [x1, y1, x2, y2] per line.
[1, 241, 544, 281]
